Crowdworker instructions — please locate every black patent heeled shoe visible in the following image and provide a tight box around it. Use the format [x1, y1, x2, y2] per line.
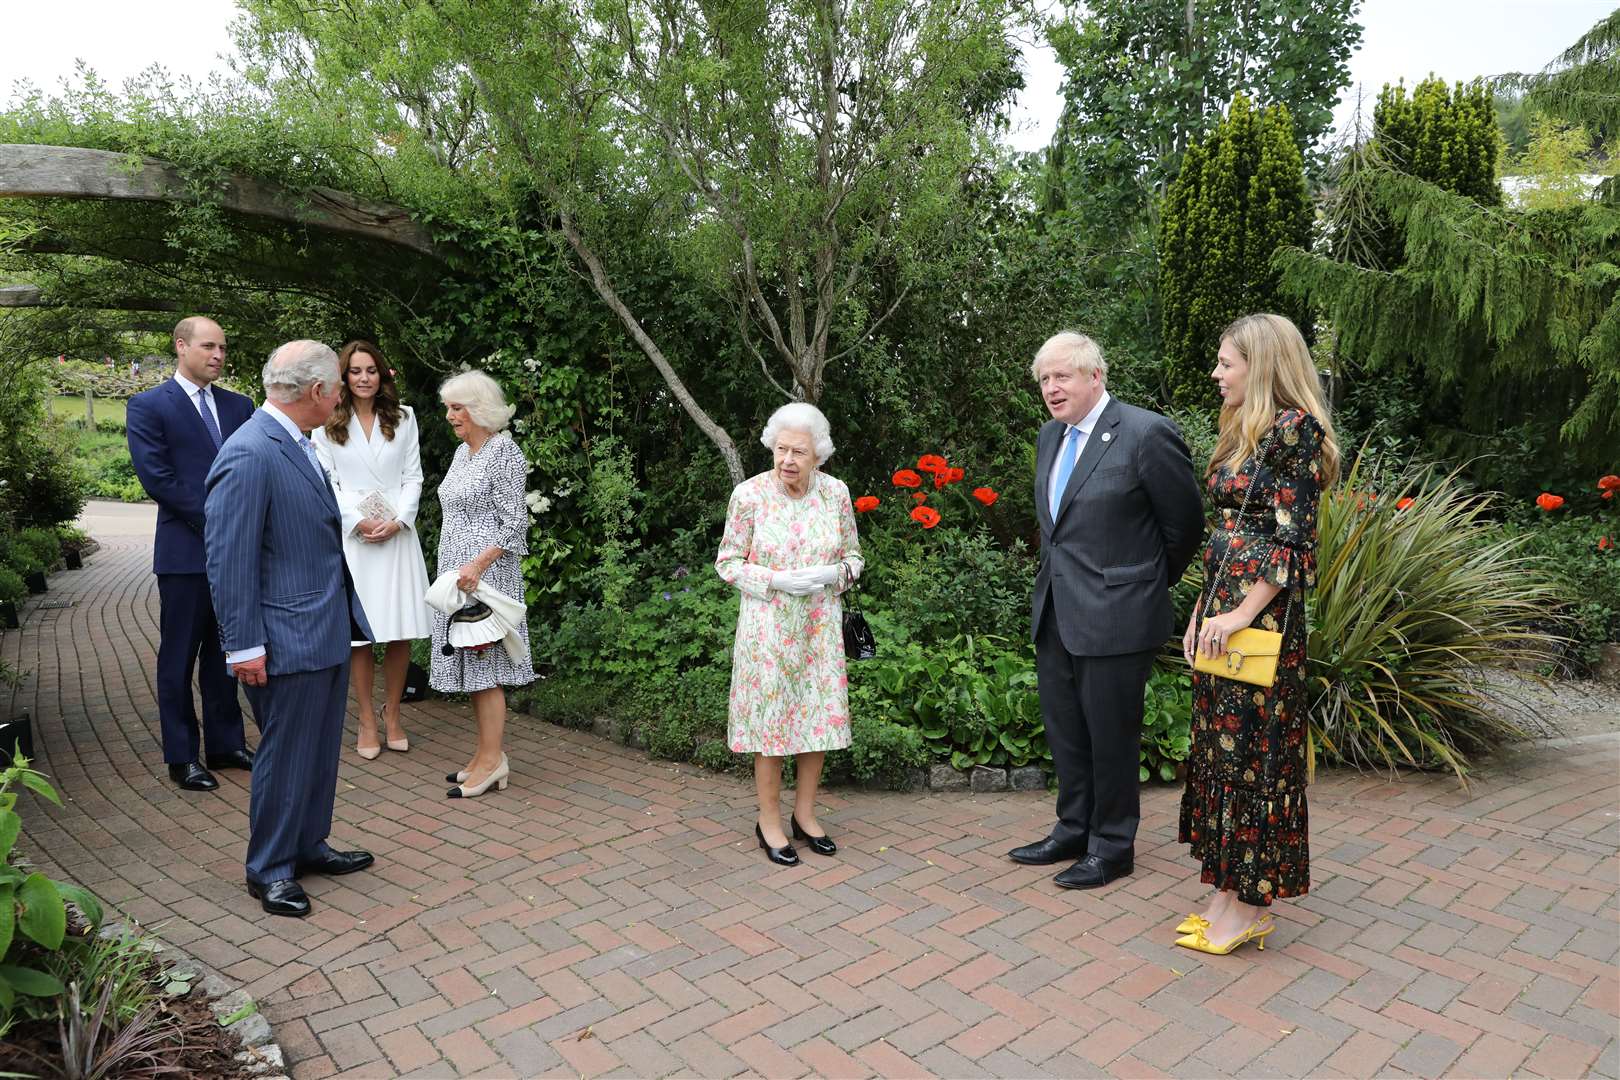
[755, 823, 800, 867]
[791, 815, 837, 856]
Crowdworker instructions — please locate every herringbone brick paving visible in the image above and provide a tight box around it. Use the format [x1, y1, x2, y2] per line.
[3, 532, 1616, 1079]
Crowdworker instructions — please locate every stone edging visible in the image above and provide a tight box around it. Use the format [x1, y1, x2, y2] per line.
[109, 922, 288, 1078]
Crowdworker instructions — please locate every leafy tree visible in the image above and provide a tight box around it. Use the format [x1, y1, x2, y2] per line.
[1509, 117, 1613, 210]
[238, 0, 1028, 484]
[1276, 10, 1620, 496]
[1158, 94, 1311, 409]
[1042, 0, 1362, 227]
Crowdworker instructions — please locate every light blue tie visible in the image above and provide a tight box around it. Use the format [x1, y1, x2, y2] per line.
[297, 434, 323, 479]
[195, 388, 223, 449]
[1050, 426, 1080, 519]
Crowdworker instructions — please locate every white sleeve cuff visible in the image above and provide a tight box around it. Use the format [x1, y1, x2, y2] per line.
[226, 646, 266, 665]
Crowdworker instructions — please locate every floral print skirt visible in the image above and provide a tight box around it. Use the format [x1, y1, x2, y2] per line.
[1177, 577, 1311, 906]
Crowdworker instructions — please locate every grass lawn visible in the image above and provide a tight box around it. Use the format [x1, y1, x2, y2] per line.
[53, 394, 128, 427]
[54, 396, 146, 501]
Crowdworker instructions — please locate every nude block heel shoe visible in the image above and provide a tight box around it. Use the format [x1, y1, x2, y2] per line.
[447, 754, 509, 799]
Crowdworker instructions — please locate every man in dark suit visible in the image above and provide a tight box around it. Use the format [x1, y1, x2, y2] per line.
[205, 339, 375, 917]
[126, 317, 257, 791]
[1010, 331, 1204, 889]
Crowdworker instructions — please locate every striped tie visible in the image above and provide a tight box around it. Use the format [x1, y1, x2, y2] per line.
[195, 388, 223, 449]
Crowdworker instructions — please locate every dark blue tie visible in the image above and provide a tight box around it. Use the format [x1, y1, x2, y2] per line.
[195, 388, 223, 449]
[1050, 426, 1080, 518]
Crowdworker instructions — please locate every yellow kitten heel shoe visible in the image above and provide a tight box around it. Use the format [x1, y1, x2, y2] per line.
[1175, 914, 1210, 935]
[1175, 916, 1274, 955]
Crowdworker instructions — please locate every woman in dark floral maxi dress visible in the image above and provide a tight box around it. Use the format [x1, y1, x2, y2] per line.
[1176, 313, 1340, 956]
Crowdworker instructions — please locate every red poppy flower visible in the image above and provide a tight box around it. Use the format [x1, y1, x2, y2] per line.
[916, 454, 948, 475]
[1395, 497, 1414, 511]
[933, 470, 949, 489]
[892, 469, 922, 488]
[1536, 492, 1565, 512]
[972, 486, 998, 506]
[1605, 490, 1616, 501]
[1599, 536, 1614, 552]
[910, 506, 941, 528]
[1598, 474, 1620, 491]
[912, 493, 928, 503]
[854, 495, 880, 513]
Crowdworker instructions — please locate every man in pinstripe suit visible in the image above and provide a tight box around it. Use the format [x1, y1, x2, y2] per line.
[204, 340, 376, 918]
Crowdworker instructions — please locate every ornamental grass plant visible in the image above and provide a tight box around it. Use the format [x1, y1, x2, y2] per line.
[1306, 456, 1562, 780]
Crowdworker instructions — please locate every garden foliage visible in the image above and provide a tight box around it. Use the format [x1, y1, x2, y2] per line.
[1158, 94, 1313, 409]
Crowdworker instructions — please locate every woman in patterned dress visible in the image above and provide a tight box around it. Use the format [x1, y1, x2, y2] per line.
[716, 403, 863, 866]
[432, 371, 535, 799]
[1177, 313, 1340, 955]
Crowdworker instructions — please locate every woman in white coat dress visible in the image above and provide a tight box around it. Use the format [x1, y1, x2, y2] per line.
[312, 340, 434, 759]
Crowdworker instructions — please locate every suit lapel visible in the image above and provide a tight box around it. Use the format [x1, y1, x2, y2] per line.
[1054, 399, 1122, 526]
[165, 379, 217, 451]
[259, 410, 338, 509]
[1034, 422, 1058, 535]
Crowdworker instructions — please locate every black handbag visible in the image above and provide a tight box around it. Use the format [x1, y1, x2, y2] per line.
[842, 584, 877, 661]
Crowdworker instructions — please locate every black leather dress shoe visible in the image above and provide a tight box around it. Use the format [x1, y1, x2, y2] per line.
[167, 762, 218, 791]
[791, 815, 837, 856]
[247, 879, 311, 917]
[756, 823, 800, 867]
[294, 850, 374, 878]
[1053, 853, 1133, 890]
[206, 748, 255, 771]
[1008, 835, 1087, 866]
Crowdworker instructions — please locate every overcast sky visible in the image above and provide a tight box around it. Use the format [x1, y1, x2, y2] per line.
[2, 0, 1612, 154]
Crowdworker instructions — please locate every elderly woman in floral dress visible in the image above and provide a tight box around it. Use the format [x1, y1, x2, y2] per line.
[716, 403, 863, 867]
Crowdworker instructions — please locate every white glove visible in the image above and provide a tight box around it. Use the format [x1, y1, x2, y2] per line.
[800, 564, 841, 587]
[769, 569, 822, 596]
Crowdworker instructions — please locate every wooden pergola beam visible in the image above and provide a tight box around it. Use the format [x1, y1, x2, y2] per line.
[0, 284, 186, 312]
[0, 143, 438, 257]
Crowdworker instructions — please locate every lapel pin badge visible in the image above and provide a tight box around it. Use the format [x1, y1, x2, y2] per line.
[1101, 432, 1112, 443]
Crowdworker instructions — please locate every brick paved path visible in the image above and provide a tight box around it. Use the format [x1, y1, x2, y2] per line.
[3, 531, 1617, 1079]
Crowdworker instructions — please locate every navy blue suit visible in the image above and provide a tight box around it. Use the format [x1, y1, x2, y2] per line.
[126, 378, 255, 764]
[204, 408, 373, 884]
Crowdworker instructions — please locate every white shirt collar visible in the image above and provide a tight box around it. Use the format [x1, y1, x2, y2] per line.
[262, 402, 311, 441]
[1068, 390, 1111, 438]
[173, 370, 210, 398]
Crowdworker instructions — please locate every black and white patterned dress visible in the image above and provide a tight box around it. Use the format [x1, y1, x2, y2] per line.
[429, 430, 536, 692]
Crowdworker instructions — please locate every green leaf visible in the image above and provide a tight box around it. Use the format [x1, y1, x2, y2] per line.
[0, 964, 65, 998]
[1138, 765, 1150, 783]
[0, 810, 17, 862]
[16, 873, 65, 950]
[18, 773, 59, 806]
[54, 882, 102, 930]
[0, 883, 13, 958]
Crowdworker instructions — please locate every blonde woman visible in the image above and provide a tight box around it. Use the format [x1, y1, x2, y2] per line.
[1176, 313, 1341, 955]
[432, 371, 534, 799]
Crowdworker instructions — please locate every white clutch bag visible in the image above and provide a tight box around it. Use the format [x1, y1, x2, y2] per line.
[356, 490, 398, 521]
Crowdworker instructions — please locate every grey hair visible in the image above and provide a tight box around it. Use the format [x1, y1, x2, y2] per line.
[262, 340, 340, 404]
[1031, 331, 1108, 382]
[760, 402, 835, 463]
[440, 370, 516, 432]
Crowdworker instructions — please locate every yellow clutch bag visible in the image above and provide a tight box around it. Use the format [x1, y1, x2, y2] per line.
[1192, 628, 1283, 687]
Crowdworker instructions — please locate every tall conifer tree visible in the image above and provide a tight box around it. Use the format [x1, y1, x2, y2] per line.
[1158, 94, 1311, 409]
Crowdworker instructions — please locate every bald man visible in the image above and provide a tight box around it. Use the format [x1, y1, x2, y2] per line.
[126, 317, 256, 791]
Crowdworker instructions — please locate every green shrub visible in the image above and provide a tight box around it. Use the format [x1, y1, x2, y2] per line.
[636, 666, 730, 761]
[828, 713, 930, 790]
[1141, 666, 1192, 782]
[861, 527, 1034, 642]
[1308, 458, 1563, 778]
[0, 536, 41, 575]
[1, 751, 106, 1036]
[852, 634, 1047, 770]
[15, 528, 60, 571]
[1497, 516, 1620, 674]
[0, 567, 23, 604]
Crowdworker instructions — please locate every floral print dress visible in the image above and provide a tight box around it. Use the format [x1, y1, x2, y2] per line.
[716, 471, 864, 755]
[429, 431, 535, 693]
[1178, 408, 1326, 906]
